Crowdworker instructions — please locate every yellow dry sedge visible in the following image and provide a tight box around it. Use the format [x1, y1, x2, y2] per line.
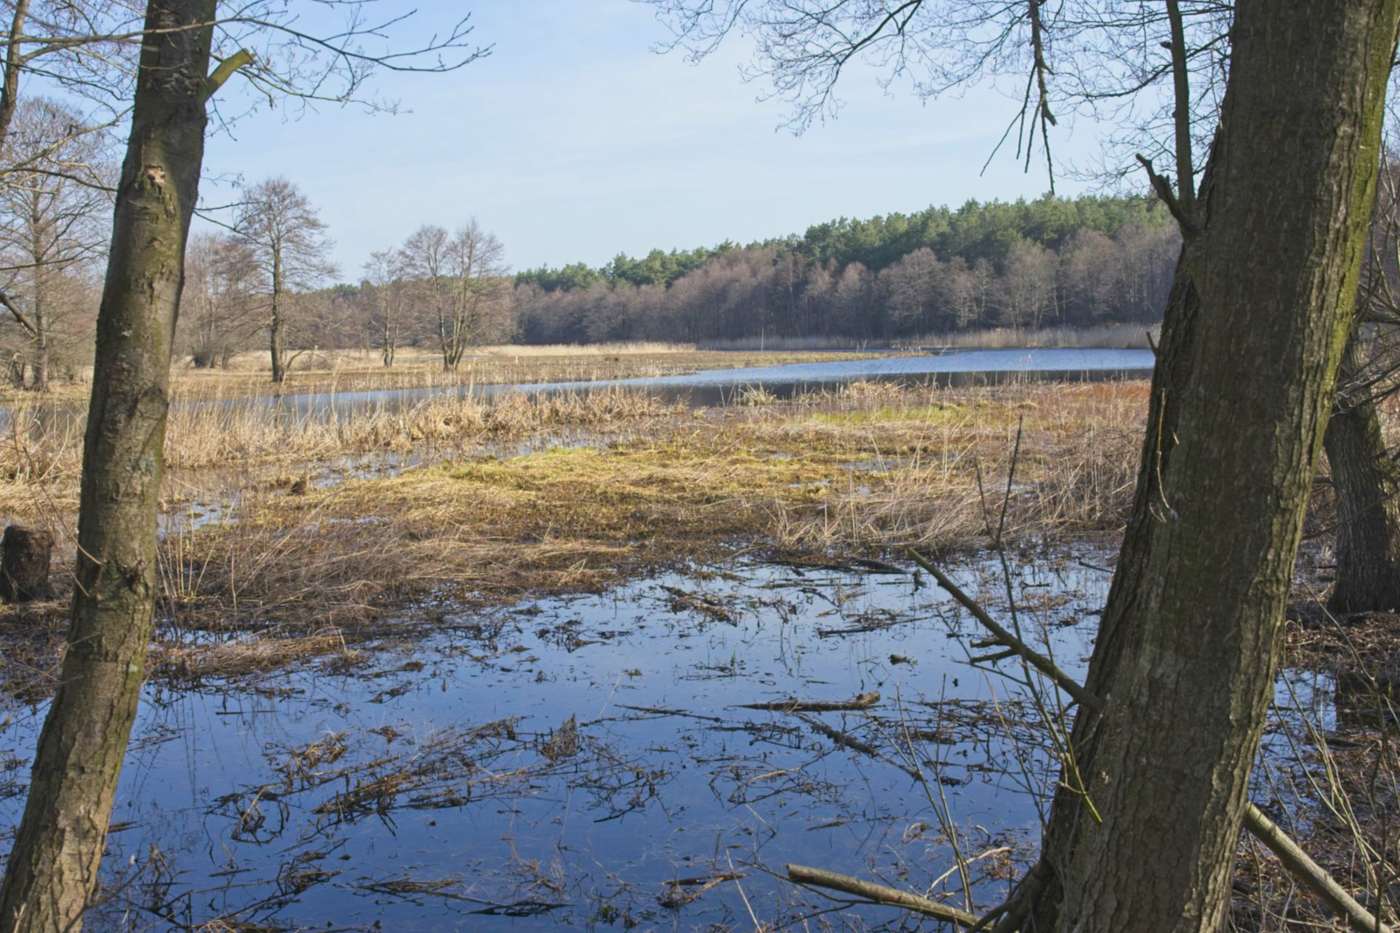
[0, 379, 1148, 680]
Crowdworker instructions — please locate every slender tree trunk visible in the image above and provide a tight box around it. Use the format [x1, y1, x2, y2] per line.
[31, 304, 45, 393]
[29, 221, 46, 393]
[1325, 333, 1400, 612]
[0, 2, 214, 929]
[0, 0, 29, 157]
[269, 250, 284, 383]
[1017, 5, 1399, 930]
[269, 316, 283, 382]
[438, 306, 453, 370]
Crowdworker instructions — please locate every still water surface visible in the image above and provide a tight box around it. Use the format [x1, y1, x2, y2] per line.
[0, 550, 1329, 930]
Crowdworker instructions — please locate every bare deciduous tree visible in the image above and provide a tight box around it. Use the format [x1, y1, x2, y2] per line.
[235, 177, 335, 383]
[0, 98, 108, 389]
[182, 231, 258, 368]
[400, 219, 508, 370]
[363, 247, 407, 367]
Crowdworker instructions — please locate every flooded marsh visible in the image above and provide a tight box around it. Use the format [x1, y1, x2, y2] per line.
[0, 354, 1378, 930]
[2, 552, 1111, 930]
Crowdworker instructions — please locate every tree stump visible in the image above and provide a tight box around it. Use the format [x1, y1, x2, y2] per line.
[0, 525, 52, 602]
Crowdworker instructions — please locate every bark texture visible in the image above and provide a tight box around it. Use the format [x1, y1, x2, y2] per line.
[0, 0, 28, 155]
[0, 2, 214, 928]
[1023, 4, 1400, 930]
[1325, 335, 1400, 612]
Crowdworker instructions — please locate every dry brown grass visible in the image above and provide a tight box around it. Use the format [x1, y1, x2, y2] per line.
[146, 380, 1148, 642]
[907, 323, 1159, 350]
[0, 388, 686, 535]
[0, 379, 1150, 687]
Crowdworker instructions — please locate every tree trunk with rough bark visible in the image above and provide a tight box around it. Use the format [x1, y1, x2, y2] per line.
[1016, 4, 1400, 931]
[0, 2, 214, 928]
[1325, 334, 1400, 612]
[0, 0, 28, 156]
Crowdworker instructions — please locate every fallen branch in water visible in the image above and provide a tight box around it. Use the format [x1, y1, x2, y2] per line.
[1243, 803, 1391, 933]
[794, 712, 921, 780]
[658, 871, 743, 909]
[787, 863, 980, 926]
[908, 547, 1395, 933]
[738, 691, 879, 712]
[908, 550, 1096, 712]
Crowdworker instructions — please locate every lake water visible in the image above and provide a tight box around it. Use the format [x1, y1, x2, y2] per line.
[263, 347, 1155, 420]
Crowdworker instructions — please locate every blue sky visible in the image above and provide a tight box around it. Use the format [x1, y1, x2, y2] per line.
[198, 1, 1119, 281]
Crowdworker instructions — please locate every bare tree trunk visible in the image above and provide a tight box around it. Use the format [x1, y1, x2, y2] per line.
[437, 308, 453, 370]
[1325, 334, 1400, 612]
[1015, 4, 1400, 930]
[31, 307, 45, 392]
[30, 230, 47, 393]
[0, 2, 213, 928]
[269, 250, 284, 383]
[269, 316, 283, 382]
[0, 0, 29, 156]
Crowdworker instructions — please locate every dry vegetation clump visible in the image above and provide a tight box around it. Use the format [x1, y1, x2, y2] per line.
[0, 389, 687, 531]
[756, 380, 1145, 549]
[0, 379, 1153, 688]
[165, 387, 684, 469]
[146, 381, 1150, 646]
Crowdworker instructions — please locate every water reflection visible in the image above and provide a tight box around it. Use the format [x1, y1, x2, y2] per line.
[3, 552, 1113, 930]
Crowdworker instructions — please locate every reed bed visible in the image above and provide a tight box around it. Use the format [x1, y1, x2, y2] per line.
[0, 378, 1152, 686]
[0, 345, 882, 404]
[0, 388, 684, 516]
[906, 322, 1159, 350]
[139, 380, 1149, 645]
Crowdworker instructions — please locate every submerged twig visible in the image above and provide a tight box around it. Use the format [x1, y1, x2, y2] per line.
[738, 691, 879, 712]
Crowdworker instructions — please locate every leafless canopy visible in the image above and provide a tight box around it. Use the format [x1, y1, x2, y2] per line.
[398, 219, 509, 370]
[0, 1, 491, 165]
[643, 0, 1232, 189]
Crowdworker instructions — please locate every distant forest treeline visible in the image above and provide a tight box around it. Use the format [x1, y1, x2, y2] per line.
[509, 194, 1178, 345]
[0, 103, 1184, 388]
